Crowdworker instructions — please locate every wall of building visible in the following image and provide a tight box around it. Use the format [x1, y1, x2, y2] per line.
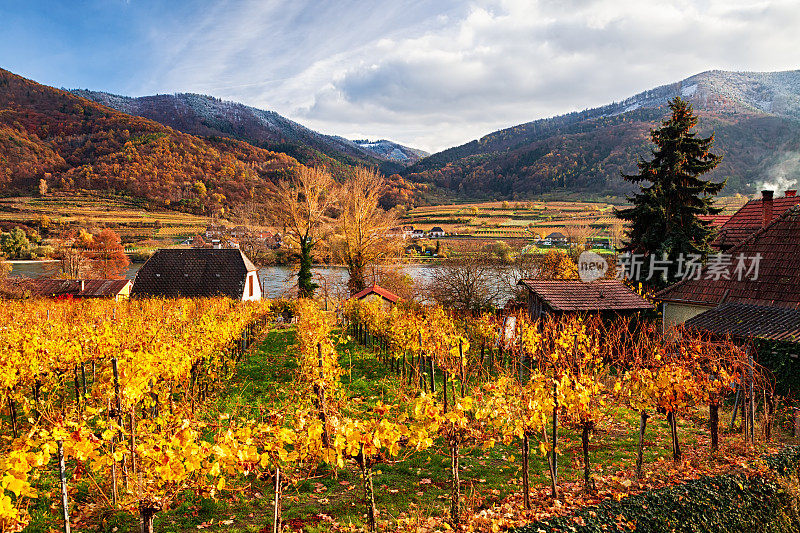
[242, 271, 262, 301]
[662, 301, 713, 329]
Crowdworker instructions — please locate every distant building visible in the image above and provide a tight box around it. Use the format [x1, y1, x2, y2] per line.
[517, 279, 653, 319]
[544, 232, 567, 245]
[402, 226, 415, 239]
[131, 248, 262, 301]
[351, 285, 401, 308]
[5, 278, 132, 301]
[411, 229, 425, 239]
[429, 227, 446, 238]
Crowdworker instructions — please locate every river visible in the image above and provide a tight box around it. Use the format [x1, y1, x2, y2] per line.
[9, 261, 441, 300]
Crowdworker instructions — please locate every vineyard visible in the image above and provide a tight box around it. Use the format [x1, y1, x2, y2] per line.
[0, 297, 795, 533]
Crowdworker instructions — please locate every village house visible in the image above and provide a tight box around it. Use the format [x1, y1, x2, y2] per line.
[712, 189, 799, 251]
[402, 225, 415, 239]
[517, 279, 653, 319]
[4, 278, 132, 300]
[543, 232, 567, 246]
[131, 248, 262, 301]
[350, 285, 401, 309]
[411, 229, 425, 239]
[657, 205, 800, 342]
[429, 227, 446, 238]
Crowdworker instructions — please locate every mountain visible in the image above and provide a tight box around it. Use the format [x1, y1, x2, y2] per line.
[70, 90, 423, 172]
[352, 139, 428, 164]
[406, 70, 800, 200]
[0, 68, 302, 216]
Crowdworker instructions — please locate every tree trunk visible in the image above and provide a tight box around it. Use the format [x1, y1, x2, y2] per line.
[636, 410, 649, 479]
[765, 393, 775, 442]
[358, 448, 377, 532]
[550, 379, 558, 498]
[298, 240, 317, 298]
[581, 420, 595, 492]
[710, 403, 719, 451]
[521, 432, 530, 509]
[348, 264, 366, 296]
[450, 439, 460, 529]
[139, 501, 161, 533]
[667, 411, 682, 461]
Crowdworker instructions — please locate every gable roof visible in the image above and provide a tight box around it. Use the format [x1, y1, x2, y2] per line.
[713, 195, 800, 250]
[430, 227, 445, 233]
[685, 302, 800, 343]
[5, 278, 131, 298]
[351, 285, 401, 304]
[546, 232, 566, 239]
[657, 205, 800, 309]
[517, 279, 653, 312]
[131, 248, 258, 299]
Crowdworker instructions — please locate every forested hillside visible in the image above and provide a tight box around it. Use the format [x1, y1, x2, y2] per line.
[0, 68, 301, 215]
[406, 70, 800, 200]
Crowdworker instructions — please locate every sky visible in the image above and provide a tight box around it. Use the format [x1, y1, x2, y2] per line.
[1, 0, 799, 153]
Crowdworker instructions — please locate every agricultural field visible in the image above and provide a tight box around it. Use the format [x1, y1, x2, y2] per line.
[3, 297, 797, 533]
[0, 193, 209, 244]
[402, 196, 750, 242]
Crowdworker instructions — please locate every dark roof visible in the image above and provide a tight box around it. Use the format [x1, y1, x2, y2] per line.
[685, 302, 800, 343]
[517, 279, 653, 312]
[131, 248, 258, 299]
[430, 227, 445, 233]
[657, 206, 800, 309]
[713, 196, 800, 250]
[5, 278, 131, 298]
[351, 285, 401, 304]
[546, 232, 567, 239]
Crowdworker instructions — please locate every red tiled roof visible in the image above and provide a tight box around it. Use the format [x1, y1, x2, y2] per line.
[6, 278, 131, 298]
[657, 206, 800, 309]
[697, 214, 732, 227]
[685, 302, 800, 343]
[713, 196, 800, 250]
[351, 285, 401, 304]
[517, 279, 653, 312]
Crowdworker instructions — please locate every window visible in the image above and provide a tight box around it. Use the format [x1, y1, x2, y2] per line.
[248, 274, 253, 297]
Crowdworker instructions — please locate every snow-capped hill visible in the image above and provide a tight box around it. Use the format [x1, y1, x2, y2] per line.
[70, 90, 422, 171]
[353, 139, 428, 164]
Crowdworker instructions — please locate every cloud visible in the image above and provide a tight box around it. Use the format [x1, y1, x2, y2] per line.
[135, 0, 800, 153]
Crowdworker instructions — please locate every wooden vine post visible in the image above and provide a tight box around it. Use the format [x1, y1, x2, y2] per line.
[57, 440, 71, 533]
[449, 436, 460, 529]
[313, 343, 330, 447]
[272, 466, 282, 533]
[358, 445, 377, 532]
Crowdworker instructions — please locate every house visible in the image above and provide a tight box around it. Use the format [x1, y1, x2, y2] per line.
[657, 205, 800, 331]
[351, 285, 401, 308]
[429, 227, 446, 238]
[131, 248, 262, 301]
[5, 278, 132, 301]
[544, 232, 567, 246]
[231, 225, 249, 239]
[402, 226, 415, 239]
[712, 190, 799, 251]
[411, 229, 425, 239]
[517, 279, 653, 319]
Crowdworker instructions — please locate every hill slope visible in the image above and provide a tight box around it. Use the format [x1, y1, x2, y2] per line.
[0, 68, 303, 216]
[406, 70, 800, 200]
[70, 90, 425, 171]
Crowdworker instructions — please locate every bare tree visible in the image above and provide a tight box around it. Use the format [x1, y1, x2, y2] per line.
[427, 256, 502, 311]
[335, 167, 400, 295]
[265, 166, 339, 298]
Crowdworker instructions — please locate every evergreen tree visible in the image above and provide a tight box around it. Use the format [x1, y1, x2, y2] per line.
[614, 97, 723, 286]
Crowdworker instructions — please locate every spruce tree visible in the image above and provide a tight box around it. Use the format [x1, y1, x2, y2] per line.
[614, 97, 723, 286]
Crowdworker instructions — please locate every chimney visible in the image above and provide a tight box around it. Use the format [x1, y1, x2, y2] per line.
[762, 190, 774, 227]
[786, 190, 797, 198]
